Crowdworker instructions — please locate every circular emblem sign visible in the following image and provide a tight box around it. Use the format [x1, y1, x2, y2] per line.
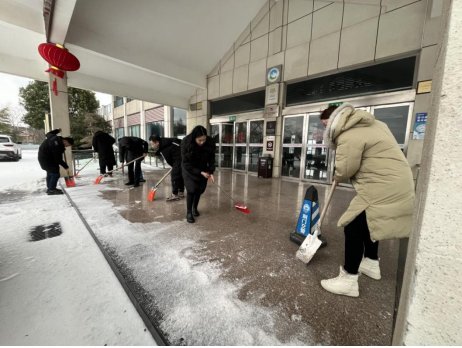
[267, 67, 280, 84]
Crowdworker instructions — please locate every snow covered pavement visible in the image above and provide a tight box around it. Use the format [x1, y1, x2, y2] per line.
[0, 150, 156, 345]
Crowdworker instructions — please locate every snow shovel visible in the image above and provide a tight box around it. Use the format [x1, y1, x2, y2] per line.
[94, 155, 145, 184]
[213, 181, 250, 214]
[75, 158, 93, 177]
[64, 169, 76, 188]
[147, 168, 172, 202]
[296, 180, 337, 264]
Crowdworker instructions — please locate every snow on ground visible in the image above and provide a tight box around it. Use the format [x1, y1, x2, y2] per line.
[68, 159, 316, 345]
[0, 150, 156, 345]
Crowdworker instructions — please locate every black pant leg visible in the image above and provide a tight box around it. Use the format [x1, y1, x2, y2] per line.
[186, 193, 195, 213]
[193, 193, 201, 210]
[171, 163, 182, 195]
[128, 162, 135, 183]
[99, 157, 106, 174]
[344, 211, 368, 274]
[134, 160, 142, 184]
[361, 212, 379, 260]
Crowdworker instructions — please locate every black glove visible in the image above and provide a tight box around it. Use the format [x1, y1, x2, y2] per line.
[62, 163, 69, 170]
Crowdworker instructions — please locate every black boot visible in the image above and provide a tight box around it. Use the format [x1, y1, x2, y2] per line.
[192, 194, 201, 216]
[186, 212, 195, 223]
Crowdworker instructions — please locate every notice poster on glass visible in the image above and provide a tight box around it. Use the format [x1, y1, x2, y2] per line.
[413, 112, 428, 140]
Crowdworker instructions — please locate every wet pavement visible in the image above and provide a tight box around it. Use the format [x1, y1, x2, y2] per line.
[75, 169, 399, 345]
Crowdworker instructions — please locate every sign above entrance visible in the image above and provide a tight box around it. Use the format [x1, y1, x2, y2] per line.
[266, 65, 282, 85]
[228, 115, 236, 122]
[264, 105, 279, 118]
[265, 83, 280, 105]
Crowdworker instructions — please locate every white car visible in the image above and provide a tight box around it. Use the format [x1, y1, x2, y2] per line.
[0, 134, 22, 161]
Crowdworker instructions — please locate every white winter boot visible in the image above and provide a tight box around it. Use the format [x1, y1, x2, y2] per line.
[359, 257, 381, 280]
[321, 266, 359, 297]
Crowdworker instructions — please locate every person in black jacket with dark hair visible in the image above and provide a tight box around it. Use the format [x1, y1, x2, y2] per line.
[149, 135, 184, 201]
[92, 131, 116, 176]
[38, 128, 74, 195]
[181, 125, 215, 223]
[118, 136, 148, 187]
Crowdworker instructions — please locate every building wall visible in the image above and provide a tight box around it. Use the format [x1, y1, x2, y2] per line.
[191, 0, 445, 178]
[393, 1, 462, 344]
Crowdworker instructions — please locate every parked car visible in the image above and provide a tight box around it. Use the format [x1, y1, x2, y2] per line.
[0, 135, 22, 161]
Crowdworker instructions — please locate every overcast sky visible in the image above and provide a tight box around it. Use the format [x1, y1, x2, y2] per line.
[0, 72, 113, 113]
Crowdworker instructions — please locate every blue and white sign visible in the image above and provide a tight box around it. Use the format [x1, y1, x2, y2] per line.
[266, 65, 282, 85]
[413, 112, 428, 140]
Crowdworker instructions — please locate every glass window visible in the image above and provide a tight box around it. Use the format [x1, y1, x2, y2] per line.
[221, 146, 233, 168]
[222, 124, 233, 144]
[372, 105, 410, 145]
[211, 124, 219, 144]
[128, 125, 140, 137]
[146, 122, 164, 139]
[307, 114, 324, 145]
[305, 146, 329, 181]
[235, 122, 247, 144]
[249, 120, 264, 144]
[283, 116, 303, 144]
[114, 96, 124, 108]
[115, 128, 124, 141]
[234, 146, 247, 170]
[281, 147, 302, 178]
[248, 146, 263, 172]
[173, 107, 187, 138]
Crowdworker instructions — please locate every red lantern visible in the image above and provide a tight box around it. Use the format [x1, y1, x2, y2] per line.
[38, 43, 80, 78]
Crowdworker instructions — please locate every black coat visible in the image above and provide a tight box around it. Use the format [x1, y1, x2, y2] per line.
[118, 136, 148, 163]
[155, 138, 181, 167]
[92, 131, 116, 165]
[181, 134, 215, 193]
[38, 129, 68, 172]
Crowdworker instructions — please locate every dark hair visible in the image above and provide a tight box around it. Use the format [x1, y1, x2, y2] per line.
[149, 135, 161, 142]
[184, 125, 208, 153]
[191, 125, 207, 139]
[62, 137, 74, 145]
[320, 105, 339, 120]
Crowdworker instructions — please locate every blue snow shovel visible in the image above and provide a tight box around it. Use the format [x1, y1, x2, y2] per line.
[290, 185, 321, 245]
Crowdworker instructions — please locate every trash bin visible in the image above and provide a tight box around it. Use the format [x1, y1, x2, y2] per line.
[258, 156, 273, 178]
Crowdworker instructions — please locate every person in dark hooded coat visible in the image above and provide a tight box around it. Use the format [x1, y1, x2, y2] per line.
[149, 135, 184, 201]
[38, 128, 74, 195]
[181, 125, 215, 223]
[118, 136, 148, 187]
[92, 131, 116, 175]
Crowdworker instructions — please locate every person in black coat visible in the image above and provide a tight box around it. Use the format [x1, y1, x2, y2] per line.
[92, 131, 116, 175]
[118, 136, 148, 187]
[149, 135, 184, 201]
[181, 125, 216, 223]
[38, 128, 74, 195]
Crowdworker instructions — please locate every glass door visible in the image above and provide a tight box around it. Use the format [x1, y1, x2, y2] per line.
[282, 115, 304, 178]
[234, 122, 247, 170]
[220, 123, 234, 168]
[248, 120, 264, 172]
[304, 113, 329, 182]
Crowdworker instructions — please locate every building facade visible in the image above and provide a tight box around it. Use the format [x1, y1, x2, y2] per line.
[188, 0, 444, 185]
[108, 97, 187, 141]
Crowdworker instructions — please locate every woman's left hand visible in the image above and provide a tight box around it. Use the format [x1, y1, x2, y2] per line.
[209, 174, 215, 183]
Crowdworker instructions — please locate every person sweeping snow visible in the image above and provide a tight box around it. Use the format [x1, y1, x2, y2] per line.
[319, 103, 415, 297]
[181, 126, 215, 223]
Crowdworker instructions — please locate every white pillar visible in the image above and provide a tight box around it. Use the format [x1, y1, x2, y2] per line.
[123, 97, 128, 136]
[48, 73, 73, 175]
[140, 100, 146, 140]
[393, 1, 462, 345]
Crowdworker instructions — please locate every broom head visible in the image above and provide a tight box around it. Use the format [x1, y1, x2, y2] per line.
[64, 176, 76, 188]
[147, 188, 157, 202]
[94, 175, 104, 184]
[234, 202, 250, 214]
